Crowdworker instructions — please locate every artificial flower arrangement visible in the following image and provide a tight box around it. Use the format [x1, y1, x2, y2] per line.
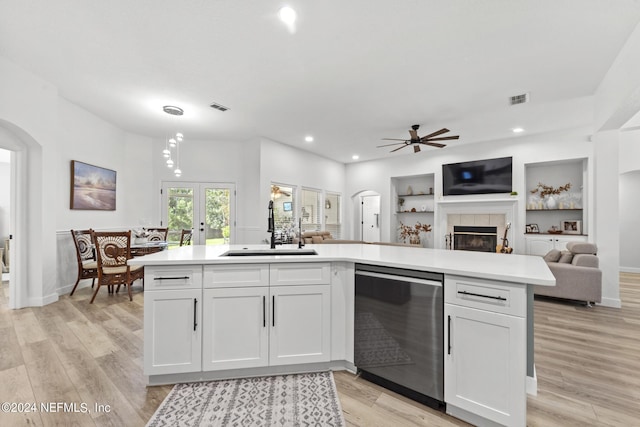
[399, 222, 432, 241]
[132, 228, 150, 239]
[530, 182, 571, 197]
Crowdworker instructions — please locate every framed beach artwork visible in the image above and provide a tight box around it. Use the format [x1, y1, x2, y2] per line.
[70, 160, 117, 210]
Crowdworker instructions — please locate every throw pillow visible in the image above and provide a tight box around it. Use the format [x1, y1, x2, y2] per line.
[558, 251, 573, 263]
[311, 235, 323, 244]
[543, 249, 562, 263]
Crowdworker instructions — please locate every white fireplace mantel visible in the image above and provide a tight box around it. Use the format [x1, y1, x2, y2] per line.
[436, 198, 518, 249]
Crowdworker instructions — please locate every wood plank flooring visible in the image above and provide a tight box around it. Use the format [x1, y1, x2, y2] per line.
[1, 274, 639, 426]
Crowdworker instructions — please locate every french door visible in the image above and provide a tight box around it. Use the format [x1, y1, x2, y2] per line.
[161, 182, 235, 246]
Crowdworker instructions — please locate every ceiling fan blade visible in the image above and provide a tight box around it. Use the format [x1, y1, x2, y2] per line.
[421, 142, 447, 148]
[420, 128, 450, 140]
[424, 135, 459, 141]
[409, 129, 419, 140]
[377, 142, 408, 148]
[390, 144, 409, 153]
[381, 138, 408, 141]
[413, 145, 421, 153]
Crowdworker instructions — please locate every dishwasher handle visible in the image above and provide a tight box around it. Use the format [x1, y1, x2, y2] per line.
[355, 270, 442, 287]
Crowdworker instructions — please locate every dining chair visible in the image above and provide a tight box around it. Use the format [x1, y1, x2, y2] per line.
[90, 230, 144, 303]
[146, 227, 169, 242]
[179, 229, 193, 246]
[69, 229, 99, 296]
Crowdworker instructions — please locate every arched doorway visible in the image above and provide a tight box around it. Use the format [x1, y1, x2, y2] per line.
[351, 190, 381, 242]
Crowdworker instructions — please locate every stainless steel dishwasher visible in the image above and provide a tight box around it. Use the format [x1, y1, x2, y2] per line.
[354, 263, 444, 409]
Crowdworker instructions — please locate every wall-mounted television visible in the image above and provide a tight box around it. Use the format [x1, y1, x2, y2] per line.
[442, 156, 512, 196]
[282, 201, 292, 212]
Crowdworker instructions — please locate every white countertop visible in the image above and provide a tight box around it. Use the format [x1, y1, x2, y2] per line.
[129, 244, 555, 286]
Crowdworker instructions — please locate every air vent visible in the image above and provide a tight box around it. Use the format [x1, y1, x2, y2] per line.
[209, 102, 229, 112]
[509, 93, 530, 106]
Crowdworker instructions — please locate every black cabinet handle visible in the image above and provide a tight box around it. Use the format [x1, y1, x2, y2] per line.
[457, 290, 507, 301]
[263, 296, 266, 327]
[272, 295, 275, 327]
[193, 298, 198, 331]
[154, 276, 190, 280]
[448, 315, 452, 355]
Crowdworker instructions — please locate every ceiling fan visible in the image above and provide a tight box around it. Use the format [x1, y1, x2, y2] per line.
[271, 185, 291, 199]
[378, 124, 459, 153]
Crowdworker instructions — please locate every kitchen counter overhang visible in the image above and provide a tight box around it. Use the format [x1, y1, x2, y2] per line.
[129, 243, 555, 287]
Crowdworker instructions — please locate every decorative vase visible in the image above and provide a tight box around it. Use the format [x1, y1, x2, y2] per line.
[409, 235, 420, 245]
[545, 195, 557, 210]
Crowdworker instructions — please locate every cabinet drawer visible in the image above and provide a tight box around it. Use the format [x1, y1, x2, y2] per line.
[270, 263, 331, 286]
[445, 275, 525, 317]
[145, 266, 203, 290]
[203, 264, 269, 288]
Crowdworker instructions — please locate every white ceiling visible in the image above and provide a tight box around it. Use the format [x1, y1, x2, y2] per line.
[2, 1, 640, 163]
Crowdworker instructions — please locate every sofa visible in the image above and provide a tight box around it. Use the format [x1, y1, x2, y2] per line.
[534, 241, 602, 305]
[294, 231, 420, 247]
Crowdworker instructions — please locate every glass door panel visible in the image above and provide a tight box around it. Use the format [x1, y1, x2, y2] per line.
[163, 182, 235, 246]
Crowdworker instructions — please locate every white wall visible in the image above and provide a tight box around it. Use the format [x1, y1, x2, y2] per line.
[0, 156, 9, 239]
[619, 170, 640, 272]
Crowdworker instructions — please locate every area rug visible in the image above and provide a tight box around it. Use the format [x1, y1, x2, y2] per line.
[354, 312, 413, 368]
[146, 371, 345, 427]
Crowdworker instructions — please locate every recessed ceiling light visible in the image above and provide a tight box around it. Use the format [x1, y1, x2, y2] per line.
[512, 127, 524, 133]
[305, 136, 314, 143]
[278, 6, 297, 26]
[352, 155, 359, 160]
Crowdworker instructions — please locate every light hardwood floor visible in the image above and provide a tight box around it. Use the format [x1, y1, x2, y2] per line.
[1, 274, 639, 426]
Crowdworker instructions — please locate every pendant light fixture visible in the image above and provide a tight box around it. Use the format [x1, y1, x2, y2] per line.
[161, 105, 185, 175]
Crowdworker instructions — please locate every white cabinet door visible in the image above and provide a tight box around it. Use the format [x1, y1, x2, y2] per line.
[144, 289, 202, 375]
[202, 287, 269, 371]
[526, 235, 588, 255]
[525, 236, 554, 256]
[270, 285, 331, 366]
[445, 303, 526, 427]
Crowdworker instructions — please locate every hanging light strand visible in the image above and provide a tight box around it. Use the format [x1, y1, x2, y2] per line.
[161, 106, 184, 174]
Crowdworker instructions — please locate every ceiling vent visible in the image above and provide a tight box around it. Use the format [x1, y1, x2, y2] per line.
[509, 93, 530, 106]
[209, 102, 229, 112]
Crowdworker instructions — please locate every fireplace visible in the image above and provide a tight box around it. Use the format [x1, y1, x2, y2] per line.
[453, 226, 498, 253]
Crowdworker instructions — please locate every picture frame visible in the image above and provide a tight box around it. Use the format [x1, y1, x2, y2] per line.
[70, 160, 117, 210]
[526, 223, 539, 233]
[282, 201, 292, 212]
[561, 220, 582, 235]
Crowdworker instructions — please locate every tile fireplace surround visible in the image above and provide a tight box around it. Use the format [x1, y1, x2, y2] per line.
[436, 199, 517, 250]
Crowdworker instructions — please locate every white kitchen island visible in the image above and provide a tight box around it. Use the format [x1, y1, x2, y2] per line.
[129, 244, 554, 427]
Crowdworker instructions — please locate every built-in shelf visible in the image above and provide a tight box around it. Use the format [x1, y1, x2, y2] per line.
[526, 209, 583, 212]
[398, 194, 434, 198]
[396, 211, 435, 214]
[525, 233, 588, 236]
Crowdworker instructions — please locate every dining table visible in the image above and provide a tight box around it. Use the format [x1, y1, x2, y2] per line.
[130, 241, 169, 257]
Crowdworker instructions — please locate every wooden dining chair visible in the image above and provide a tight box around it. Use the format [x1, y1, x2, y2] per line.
[146, 227, 169, 242]
[90, 230, 144, 303]
[69, 229, 98, 296]
[179, 229, 193, 246]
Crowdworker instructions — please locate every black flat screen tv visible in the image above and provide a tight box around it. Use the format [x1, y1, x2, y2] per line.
[442, 156, 512, 196]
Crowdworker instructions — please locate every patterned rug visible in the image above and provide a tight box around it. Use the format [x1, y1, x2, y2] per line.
[354, 312, 413, 368]
[146, 371, 345, 427]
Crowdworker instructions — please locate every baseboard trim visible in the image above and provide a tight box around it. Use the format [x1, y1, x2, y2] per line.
[620, 266, 640, 273]
[29, 292, 59, 307]
[526, 366, 537, 396]
[599, 297, 622, 308]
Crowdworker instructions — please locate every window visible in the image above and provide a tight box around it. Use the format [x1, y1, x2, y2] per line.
[271, 183, 296, 240]
[325, 192, 342, 239]
[301, 188, 321, 232]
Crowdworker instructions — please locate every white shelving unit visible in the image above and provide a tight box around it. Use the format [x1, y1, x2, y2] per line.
[391, 174, 435, 248]
[524, 159, 588, 255]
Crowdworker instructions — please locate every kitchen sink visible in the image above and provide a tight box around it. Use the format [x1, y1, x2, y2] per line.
[221, 248, 318, 257]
